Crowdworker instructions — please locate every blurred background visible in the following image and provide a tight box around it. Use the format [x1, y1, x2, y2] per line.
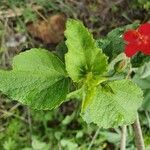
[0, 0, 150, 149]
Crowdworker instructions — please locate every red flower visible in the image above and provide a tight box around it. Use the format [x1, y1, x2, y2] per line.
[123, 23, 150, 57]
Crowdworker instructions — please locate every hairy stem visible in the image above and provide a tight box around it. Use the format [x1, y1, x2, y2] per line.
[132, 114, 145, 150]
[120, 125, 127, 150]
[119, 61, 131, 150]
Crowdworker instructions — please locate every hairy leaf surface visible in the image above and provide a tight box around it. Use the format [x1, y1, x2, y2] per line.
[65, 19, 108, 82]
[0, 48, 69, 109]
[82, 80, 143, 128]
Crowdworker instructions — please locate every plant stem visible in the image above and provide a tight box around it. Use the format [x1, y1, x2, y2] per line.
[88, 127, 100, 150]
[145, 111, 150, 129]
[132, 113, 145, 150]
[120, 125, 127, 150]
[119, 61, 131, 150]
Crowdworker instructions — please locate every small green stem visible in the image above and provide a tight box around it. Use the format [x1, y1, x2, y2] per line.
[88, 127, 100, 150]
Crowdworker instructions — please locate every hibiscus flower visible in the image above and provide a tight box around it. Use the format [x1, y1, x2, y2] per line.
[123, 23, 150, 57]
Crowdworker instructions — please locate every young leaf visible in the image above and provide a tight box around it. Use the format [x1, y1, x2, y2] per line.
[82, 80, 143, 128]
[0, 48, 69, 110]
[65, 19, 108, 82]
[81, 72, 107, 111]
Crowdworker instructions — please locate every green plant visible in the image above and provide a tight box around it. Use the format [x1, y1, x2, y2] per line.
[0, 19, 148, 149]
[132, 0, 150, 12]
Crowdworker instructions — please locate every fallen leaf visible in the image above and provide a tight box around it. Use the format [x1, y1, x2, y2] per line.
[27, 14, 67, 44]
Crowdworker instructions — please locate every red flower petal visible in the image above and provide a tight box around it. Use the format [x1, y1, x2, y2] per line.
[138, 23, 150, 36]
[123, 30, 139, 42]
[139, 42, 150, 55]
[124, 43, 139, 57]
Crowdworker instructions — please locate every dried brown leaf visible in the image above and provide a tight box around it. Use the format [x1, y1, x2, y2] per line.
[27, 14, 67, 44]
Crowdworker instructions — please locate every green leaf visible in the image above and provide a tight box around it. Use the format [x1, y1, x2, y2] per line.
[81, 72, 107, 111]
[131, 53, 150, 67]
[65, 19, 108, 82]
[0, 48, 69, 110]
[55, 41, 68, 62]
[60, 139, 78, 150]
[133, 62, 150, 90]
[133, 62, 150, 110]
[31, 136, 50, 150]
[82, 80, 143, 128]
[96, 22, 139, 61]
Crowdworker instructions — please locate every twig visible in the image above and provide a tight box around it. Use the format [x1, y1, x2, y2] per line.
[132, 113, 145, 150]
[9, 103, 20, 111]
[0, 109, 28, 123]
[120, 125, 127, 150]
[0, 103, 20, 118]
[32, 7, 48, 22]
